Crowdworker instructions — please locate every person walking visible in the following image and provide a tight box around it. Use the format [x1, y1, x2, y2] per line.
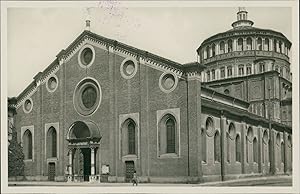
[132, 170, 138, 186]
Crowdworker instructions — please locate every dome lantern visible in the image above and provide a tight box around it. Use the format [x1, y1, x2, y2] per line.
[232, 7, 254, 29]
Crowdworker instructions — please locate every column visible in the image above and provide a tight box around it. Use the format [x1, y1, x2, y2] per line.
[68, 148, 73, 182]
[283, 131, 288, 173]
[243, 38, 246, 51]
[90, 147, 96, 182]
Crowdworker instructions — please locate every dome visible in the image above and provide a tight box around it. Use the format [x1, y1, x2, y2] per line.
[197, 8, 292, 83]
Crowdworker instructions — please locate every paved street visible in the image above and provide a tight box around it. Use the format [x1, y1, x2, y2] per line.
[8, 175, 292, 187]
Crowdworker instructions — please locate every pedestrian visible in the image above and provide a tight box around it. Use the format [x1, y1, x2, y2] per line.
[132, 170, 138, 186]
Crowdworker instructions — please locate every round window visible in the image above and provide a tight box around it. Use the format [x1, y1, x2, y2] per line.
[159, 73, 178, 93]
[47, 76, 58, 92]
[81, 86, 97, 109]
[73, 78, 101, 116]
[120, 59, 138, 79]
[224, 89, 230, 95]
[23, 98, 33, 113]
[81, 48, 93, 65]
[78, 45, 95, 68]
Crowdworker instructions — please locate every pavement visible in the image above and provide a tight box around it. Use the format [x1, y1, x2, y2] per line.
[8, 175, 292, 187]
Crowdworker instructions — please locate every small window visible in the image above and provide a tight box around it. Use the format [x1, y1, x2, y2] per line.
[206, 46, 210, 58]
[257, 38, 262, 50]
[212, 69, 215, 80]
[228, 39, 233, 52]
[253, 137, 258, 163]
[207, 71, 210, 81]
[220, 41, 225, 54]
[236, 134, 241, 162]
[220, 67, 225, 78]
[212, 44, 216, 57]
[274, 39, 277, 52]
[214, 131, 221, 162]
[238, 65, 244, 76]
[246, 37, 252, 50]
[264, 38, 270, 51]
[246, 65, 252, 75]
[259, 63, 265, 73]
[227, 66, 232, 77]
[237, 38, 243, 51]
[201, 129, 207, 163]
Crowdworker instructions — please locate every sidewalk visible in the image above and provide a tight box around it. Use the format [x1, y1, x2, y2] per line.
[8, 175, 292, 187]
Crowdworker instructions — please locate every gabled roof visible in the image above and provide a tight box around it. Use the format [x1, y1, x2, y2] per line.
[14, 30, 205, 107]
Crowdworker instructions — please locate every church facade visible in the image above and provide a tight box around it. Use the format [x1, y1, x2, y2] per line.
[8, 8, 292, 183]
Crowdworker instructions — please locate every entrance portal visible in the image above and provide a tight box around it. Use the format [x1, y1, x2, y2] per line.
[66, 121, 101, 182]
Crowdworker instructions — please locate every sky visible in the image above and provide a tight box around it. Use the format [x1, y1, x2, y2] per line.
[6, 3, 292, 97]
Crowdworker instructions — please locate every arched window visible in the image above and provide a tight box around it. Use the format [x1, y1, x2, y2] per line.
[246, 127, 253, 163]
[166, 118, 176, 153]
[281, 142, 284, 163]
[264, 38, 270, 51]
[47, 127, 57, 158]
[237, 38, 243, 51]
[212, 44, 216, 57]
[220, 41, 225, 54]
[23, 130, 33, 160]
[128, 121, 136, 154]
[236, 134, 241, 162]
[214, 131, 221, 162]
[262, 130, 268, 164]
[226, 133, 230, 162]
[246, 37, 252, 50]
[279, 41, 282, 53]
[273, 39, 277, 52]
[253, 137, 258, 163]
[206, 46, 210, 58]
[268, 139, 272, 164]
[228, 39, 233, 52]
[257, 37, 262, 50]
[201, 128, 207, 163]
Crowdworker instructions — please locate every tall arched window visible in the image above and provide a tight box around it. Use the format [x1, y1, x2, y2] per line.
[264, 38, 270, 51]
[23, 130, 33, 160]
[206, 46, 210, 58]
[166, 118, 176, 153]
[212, 44, 216, 57]
[237, 38, 243, 51]
[236, 134, 241, 162]
[201, 128, 207, 163]
[220, 41, 225, 54]
[281, 142, 284, 163]
[273, 39, 277, 52]
[246, 37, 252, 50]
[279, 41, 282, 53]
[128, 121, 136, 154]
[226, 133, 230, 162]
[228, 39, 233, 52]
[47, 127, 57, 158]
[246, 127, 253, 163]
[268, 139, 272, 164]
[214, 131, 221, 162]
[257, 37, 262, 50]
[253, 137, 258, 163]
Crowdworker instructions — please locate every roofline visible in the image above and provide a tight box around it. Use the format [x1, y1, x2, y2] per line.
[198, 28, 292, 52]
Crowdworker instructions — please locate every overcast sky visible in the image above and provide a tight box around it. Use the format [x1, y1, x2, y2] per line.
[6, 4, 292, 97]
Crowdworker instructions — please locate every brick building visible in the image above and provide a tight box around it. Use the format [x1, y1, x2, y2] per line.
[8, 8, 292, 183]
